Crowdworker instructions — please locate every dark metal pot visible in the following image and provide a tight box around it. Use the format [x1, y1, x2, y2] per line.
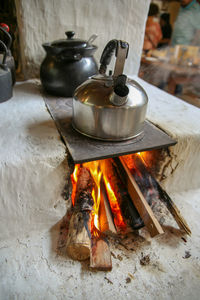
[0, 25, 15, 85]
[40, 31, 98, 97]
[0, 40, 13, 103]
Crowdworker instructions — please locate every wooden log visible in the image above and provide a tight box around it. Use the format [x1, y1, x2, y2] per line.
[66, 167, 94, 261]
[101, 159, 144, 231]
[90, 237, 112, 271]
[66, 211, 92, 260]
[132, 154, 191, 235]
[57, 208, 73, 254]
[99, 178, 117, 235]
[116, 157, 164, 237]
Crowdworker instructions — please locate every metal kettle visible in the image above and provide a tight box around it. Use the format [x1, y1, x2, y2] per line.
[40, 31, 98, 97]
[72, 39, 148, 141]
[0, 40, 13, 103]
[0, 25, 15, 84]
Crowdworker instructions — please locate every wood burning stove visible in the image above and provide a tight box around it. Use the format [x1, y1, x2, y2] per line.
[43, 95, 191, 271]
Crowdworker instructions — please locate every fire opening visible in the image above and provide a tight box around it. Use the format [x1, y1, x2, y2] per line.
[66, 151, 190, 270]
[70, 153, 148, 238]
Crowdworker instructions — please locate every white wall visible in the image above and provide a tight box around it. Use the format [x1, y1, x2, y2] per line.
[15, 0, 150, 78]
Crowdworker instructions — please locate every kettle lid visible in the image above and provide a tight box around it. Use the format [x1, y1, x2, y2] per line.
[51, 31, 96, 50]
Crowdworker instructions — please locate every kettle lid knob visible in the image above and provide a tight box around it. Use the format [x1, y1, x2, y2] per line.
[65, 31, 75, 39]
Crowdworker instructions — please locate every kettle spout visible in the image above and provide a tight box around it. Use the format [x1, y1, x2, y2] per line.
[110, 75, 129, 106]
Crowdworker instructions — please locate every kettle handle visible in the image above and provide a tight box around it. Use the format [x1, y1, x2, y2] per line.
[0, 25, 12, 50]
[99, 39, 118, 75]
[99, 39, 129, 76]
[0, 40, 8, 65]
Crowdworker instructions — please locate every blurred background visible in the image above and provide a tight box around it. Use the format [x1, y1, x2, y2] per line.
[140, 0, 200, 108]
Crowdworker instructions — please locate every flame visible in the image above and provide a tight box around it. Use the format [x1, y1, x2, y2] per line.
[136, 152, 148, 167]
[70, 164, 80, 206]
[83, 161, 102, 236]
[73, 164, 79, 182]
[71, 159, 127, 236]
[103, 175, 126, 230]
[91, 210, 101, 237]
[122, 152, 146, 170]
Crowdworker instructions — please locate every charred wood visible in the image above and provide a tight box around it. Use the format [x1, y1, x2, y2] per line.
[102, 159, 144, 231]
[124, 154, 191, 236]
[115, 157, 164, 237]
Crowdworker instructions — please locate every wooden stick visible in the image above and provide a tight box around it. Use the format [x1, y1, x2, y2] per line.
[154, 182, 191, 235]
[99, 178, 117, 235]
[66, 167, 94, 261]
[101, 159, 144, 231]
[132, 154, 191, 236]
[117, 157, 164, 237]
[90, 237, 112, 271]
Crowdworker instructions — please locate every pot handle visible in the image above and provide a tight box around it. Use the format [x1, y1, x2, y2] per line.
[99, 40, 129, 76]
[0, 25, 12, 50]
[0, 40, 8, 65]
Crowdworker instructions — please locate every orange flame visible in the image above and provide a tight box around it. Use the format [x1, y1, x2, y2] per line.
[71, 159, 127, 236]
[103, 176, 126, 230]
[136, 152, 148, 167]
[70, 164, 80, 206]
[83, 161, 102, 236]
[122, 152, 146, 170]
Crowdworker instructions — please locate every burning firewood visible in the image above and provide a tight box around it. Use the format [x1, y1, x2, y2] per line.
[90, 237, 112, 271]
[66, 166, 94, 261]
[101, 159, 148, 231]
[98, 178, 117, 235]
[114, 157, 164, 237]
[67, 163, 113, 269]
[128, 154, 191, 236]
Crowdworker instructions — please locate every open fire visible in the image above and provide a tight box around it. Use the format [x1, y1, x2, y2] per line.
[65, 152, 191, 271]
[72, 158, 128, 236]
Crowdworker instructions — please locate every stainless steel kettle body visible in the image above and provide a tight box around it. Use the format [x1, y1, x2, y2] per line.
[72, 39, 148, 141]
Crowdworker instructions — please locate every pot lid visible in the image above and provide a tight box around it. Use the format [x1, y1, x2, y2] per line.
[51, 31, 93, 49]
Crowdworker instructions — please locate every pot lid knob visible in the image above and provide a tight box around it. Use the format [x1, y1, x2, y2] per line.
[65, 31, 75, 39]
